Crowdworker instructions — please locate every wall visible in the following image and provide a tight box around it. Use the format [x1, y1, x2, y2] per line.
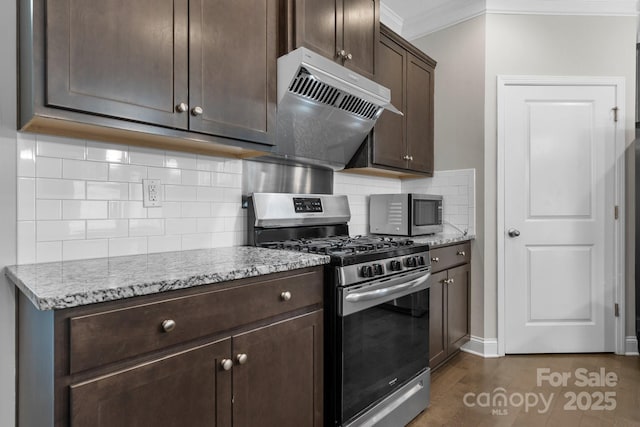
[485, 14, 637, 341]
[0, 0, 17, 423]
[412, 16, 486, 338]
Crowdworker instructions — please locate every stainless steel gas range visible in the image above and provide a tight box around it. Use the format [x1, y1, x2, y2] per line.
[248, 192, 431, 427]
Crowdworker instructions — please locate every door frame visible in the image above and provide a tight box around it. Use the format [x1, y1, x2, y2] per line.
[496, 75, 626, 356]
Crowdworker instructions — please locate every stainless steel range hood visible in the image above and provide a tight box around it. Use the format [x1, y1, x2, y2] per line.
[272, 47, 401, 170]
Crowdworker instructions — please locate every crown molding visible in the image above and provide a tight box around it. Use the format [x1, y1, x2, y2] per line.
[389, 0, 639, 41]
[380, 2, 404, 35]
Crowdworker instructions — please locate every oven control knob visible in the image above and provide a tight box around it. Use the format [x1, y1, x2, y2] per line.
[361, 265, 374, 278]
[417, 256, 426, 266]
[372, 264, 384, 275]
[405, 257, 417, 268]
[390, 260, 402, 271]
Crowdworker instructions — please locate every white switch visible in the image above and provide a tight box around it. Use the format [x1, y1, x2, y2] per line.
[143, 179, 161, 207]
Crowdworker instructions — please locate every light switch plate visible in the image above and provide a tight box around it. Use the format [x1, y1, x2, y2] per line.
[142, 179, 161, 207]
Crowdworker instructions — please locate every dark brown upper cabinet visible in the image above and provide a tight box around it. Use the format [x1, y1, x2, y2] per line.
[281, 0, 379, 79]
[20, 0, 277, 157]
[347, 24, 436, 177]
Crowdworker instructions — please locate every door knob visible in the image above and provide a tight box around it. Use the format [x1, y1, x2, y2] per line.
[507, 228, 521, 238]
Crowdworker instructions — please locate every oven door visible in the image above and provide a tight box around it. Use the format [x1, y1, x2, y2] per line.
[337, 268, 430, 425]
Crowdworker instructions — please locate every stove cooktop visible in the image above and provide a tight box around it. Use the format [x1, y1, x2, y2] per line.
[259, 235, 429, 266]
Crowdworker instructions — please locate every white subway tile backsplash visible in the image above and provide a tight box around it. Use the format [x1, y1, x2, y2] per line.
[148, 235, 182, 253]
[18, 178, 35, 221]
[196, 186, 223, 202]
[37, 220, 85, 241]
[165, 151, 197, 170]
[129, 183, 143, 201]
[63, 159, 108, 181]
[87, 220, 128, 239]
[197, 217, 225, 233]
[36, 200, 62, 220]
[108, 164, 147, 182]
[129, 147, 164, 167]
[63, 200, 108, 220]
[195, 156, 225, 172]
[37, 179, 85, 200]
[36, 135, 86, 159]
[181, 202, 211, 218]
[164, 185, 197, 201]
[147, 202, 181, 219]
[223, 160, 243, 174]
[182, 170, 211, 186]
[148, 167, 181, 185]
[87, 181, 129, 200]
[129, 219, 164, 237]
[37, 241, 62, 263]
[63, 239, 108, 261]
[36, 157, 63, 178]
[17, 221, 36, 264]
[182, 233, 214, 250]
[108, 201, 147, 219]
[17, 133, 36, 177]
[87, 141, 128, 163]
[108, 237, 148, 257]
[166, 218, 197, 235]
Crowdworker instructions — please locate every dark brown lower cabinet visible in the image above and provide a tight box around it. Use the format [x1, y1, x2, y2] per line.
[429, 242, 471, 370]
[71, 339, 232, 427]
[17, 267, 324, 427]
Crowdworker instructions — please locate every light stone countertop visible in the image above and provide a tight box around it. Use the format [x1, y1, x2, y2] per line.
[5, 246, 330, 311]
[409, 232, 475, 248]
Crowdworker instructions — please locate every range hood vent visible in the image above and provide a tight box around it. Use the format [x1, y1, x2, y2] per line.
[289, 68, 380, 120]
[269, 47, 401, 170]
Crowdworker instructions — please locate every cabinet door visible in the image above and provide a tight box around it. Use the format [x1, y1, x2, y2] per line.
[405, 54, 435, 174]
[189, 0, 277, 145]
[428, 270, 448, 368]
[70, 339, 232, 427]
[232, 310, 323, 427]
[46, 0, 189, 129]
[447, 264, 470, 354]
[290, 0, 338, 63]
[372, 34, 406, 170]
[341, 0, 378, 79]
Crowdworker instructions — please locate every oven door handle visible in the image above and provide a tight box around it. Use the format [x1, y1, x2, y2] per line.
[345, 272, 431, 303]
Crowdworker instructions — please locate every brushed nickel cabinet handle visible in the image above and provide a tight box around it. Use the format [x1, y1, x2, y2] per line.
[175, 102, 188, 113]
[161, 319, 176, 332]
[431, 257, 439, 262]
[191, 106, 203, 116]
[220, 359, 233, 371]
[236, 353, 248, 365]
[346, 52, 353, 60]
[457, 251, 466, 256]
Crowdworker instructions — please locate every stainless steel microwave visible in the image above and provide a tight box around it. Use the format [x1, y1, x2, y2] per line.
[369, 193, 443, 236]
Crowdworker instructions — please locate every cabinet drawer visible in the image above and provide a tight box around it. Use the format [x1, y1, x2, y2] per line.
[429, 242, 470, 273]
[69, 268, 323, 374]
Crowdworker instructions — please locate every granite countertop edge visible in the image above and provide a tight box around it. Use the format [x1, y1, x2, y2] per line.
[5, 247, 330, 311]
[410, 233, 475, 248]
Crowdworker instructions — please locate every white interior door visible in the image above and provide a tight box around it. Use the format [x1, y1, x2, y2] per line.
[503, 83, 617, 353]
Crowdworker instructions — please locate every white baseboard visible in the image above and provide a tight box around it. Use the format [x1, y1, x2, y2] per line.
[625, 336, 639, 356]
[460, 335, 500, 358]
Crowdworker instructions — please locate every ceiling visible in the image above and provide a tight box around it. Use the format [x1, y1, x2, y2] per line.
[380, 0, 639, 41]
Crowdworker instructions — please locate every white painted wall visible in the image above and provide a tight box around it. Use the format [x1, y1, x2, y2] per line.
[416, 13, 637, 343]
[0, 0, 17, 423]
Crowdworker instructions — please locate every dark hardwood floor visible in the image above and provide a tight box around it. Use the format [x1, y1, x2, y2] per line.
[409, 352, 640, 426]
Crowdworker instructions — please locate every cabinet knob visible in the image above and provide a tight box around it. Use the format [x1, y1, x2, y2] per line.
[175, 102, 188, 113]
[191, 106, 203, 116]
[280, 291, 292, 301]
[457, 251, 466, 257]
[431, 257, 439, 262]
[403, 155, 409, 160]
[337, 49, 347, 59]
[346, 52, 353, 61]
[408, 156, 414, 161]
[236, 353, 248, 365]
[161, 319, 176, 332]
[220, 359, 233, 371]
[444, 278, 454, 285]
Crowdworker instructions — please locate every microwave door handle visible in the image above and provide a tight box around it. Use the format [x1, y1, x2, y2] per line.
[344, 272, 431, 303]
